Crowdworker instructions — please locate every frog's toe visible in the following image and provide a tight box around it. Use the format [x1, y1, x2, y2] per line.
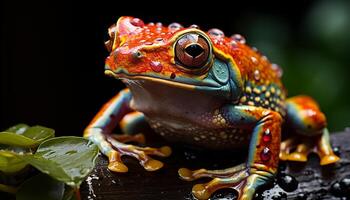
[284, 142, 311, 163]
[142, 159, 164, 171]
[279, 151, 289, 161]
[287, 152, 308, 162]
[178, 164, 274, 200]
[191, 170, 248, 200]
[279, 137, 298, 161]
[178, 168, 196, 181]
[106, 136, 171, 172]
[135, 145, 172, 157]
[179, 163, 245, 181]
[185, 169, 272, 200]
[320, 154, 340, 165]
[107, 150, 129, 172]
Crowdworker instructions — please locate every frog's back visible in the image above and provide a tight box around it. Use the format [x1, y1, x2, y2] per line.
[207, 30, 287, 116]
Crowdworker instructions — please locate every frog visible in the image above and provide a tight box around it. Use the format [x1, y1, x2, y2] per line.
[84, 16, 340, 200]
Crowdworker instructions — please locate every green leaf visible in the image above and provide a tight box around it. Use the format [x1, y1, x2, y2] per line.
[21, 136, 99, 187]
[0, 151, 28, 174]
[0, 132, 38, 147]
[22, 125, 55, 143]
[16, 173, 64, 200]
[0, 125, 54, 147]
[5, 123, 30, 134]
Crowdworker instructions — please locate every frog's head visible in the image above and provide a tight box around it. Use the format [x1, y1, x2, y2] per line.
[105, 16, 242, 101]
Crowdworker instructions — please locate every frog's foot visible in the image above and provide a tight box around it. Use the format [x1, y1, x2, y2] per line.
[178, 164, 273, 200]
[106, 136, 171, 172]
[279, 137, 305, 162]
[111, 133, 145, 144]
[280, 131, 340, 165]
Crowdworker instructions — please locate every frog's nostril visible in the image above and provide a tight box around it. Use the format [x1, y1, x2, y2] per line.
[132, 50, 143, 60]
[185, 44, 204, 58]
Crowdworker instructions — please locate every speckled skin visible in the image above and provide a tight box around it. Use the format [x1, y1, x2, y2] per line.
[84, 17, 340, 200]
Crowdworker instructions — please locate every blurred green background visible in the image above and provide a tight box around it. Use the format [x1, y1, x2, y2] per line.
[235, 0, 350, 131]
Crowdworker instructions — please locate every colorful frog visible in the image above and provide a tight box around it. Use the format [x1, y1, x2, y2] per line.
[84, 16, 340, 200]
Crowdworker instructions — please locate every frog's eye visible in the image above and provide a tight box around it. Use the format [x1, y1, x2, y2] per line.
[175, 33, 211, 70]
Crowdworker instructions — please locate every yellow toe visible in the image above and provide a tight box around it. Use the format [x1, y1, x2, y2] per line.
[287, 152, 308, 162]
[108, 161, 129, 173]
[192, 184, 211, 200]
[143, 159, 164, 171]
[320, 154, 340, 165]
[279, 151, 289, 161]
[178, 168, 193, 180]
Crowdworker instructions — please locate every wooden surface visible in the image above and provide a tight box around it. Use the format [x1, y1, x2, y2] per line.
[80, 129, 350, 200]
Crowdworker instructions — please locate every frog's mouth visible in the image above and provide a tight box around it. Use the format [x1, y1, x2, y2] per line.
[105, 69, 224, 91]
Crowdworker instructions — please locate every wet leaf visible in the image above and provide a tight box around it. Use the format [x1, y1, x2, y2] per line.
[0, 125, 54, 148]
[0, 151, 28, 174]
[16, 173, 64, 200]
[21, 137, 99, 187]
[22, 125, 55, 143]
[0, 132, 38, 147]
[5, 124, 30, 134]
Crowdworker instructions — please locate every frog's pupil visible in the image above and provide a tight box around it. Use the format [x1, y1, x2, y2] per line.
[185, 44, 204, 58]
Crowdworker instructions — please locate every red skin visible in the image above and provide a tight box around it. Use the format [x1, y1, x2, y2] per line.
[106, 16, 284, 90]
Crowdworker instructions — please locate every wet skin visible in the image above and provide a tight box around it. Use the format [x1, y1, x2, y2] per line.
[84, 17, 340, 200]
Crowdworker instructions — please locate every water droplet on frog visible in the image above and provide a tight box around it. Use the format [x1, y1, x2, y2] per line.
[150, 61, 163, 72]
[251, 56, 258, 65]
[262, 128, 271, 143]
[130, 18, 144, 27]
[156, 22, 162, 27]
[260, 147, 271, 161]
[254, 70, 260, 80]
[230, 40, 238, 47]
[208, 28, 224, 37]
[190, 24, 200, 29]
[148, 22, 154, 26]
[271, 63, 283, 78]
[156, 27, 162, 32]
[168, 22, 183, 30]
[231, 34, 246, 44]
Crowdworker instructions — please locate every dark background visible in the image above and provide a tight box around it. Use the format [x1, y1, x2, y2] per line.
[1, 1, 349, 135]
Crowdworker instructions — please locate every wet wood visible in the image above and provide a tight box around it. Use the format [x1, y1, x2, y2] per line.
[80, 129, 350, 199]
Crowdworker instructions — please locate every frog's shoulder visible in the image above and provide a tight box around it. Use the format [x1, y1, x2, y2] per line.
[207, 30, 283, 88]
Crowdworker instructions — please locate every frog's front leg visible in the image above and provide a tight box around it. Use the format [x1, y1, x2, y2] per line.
[84, 88, 171, 173]
[179, 105, 281, 200]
